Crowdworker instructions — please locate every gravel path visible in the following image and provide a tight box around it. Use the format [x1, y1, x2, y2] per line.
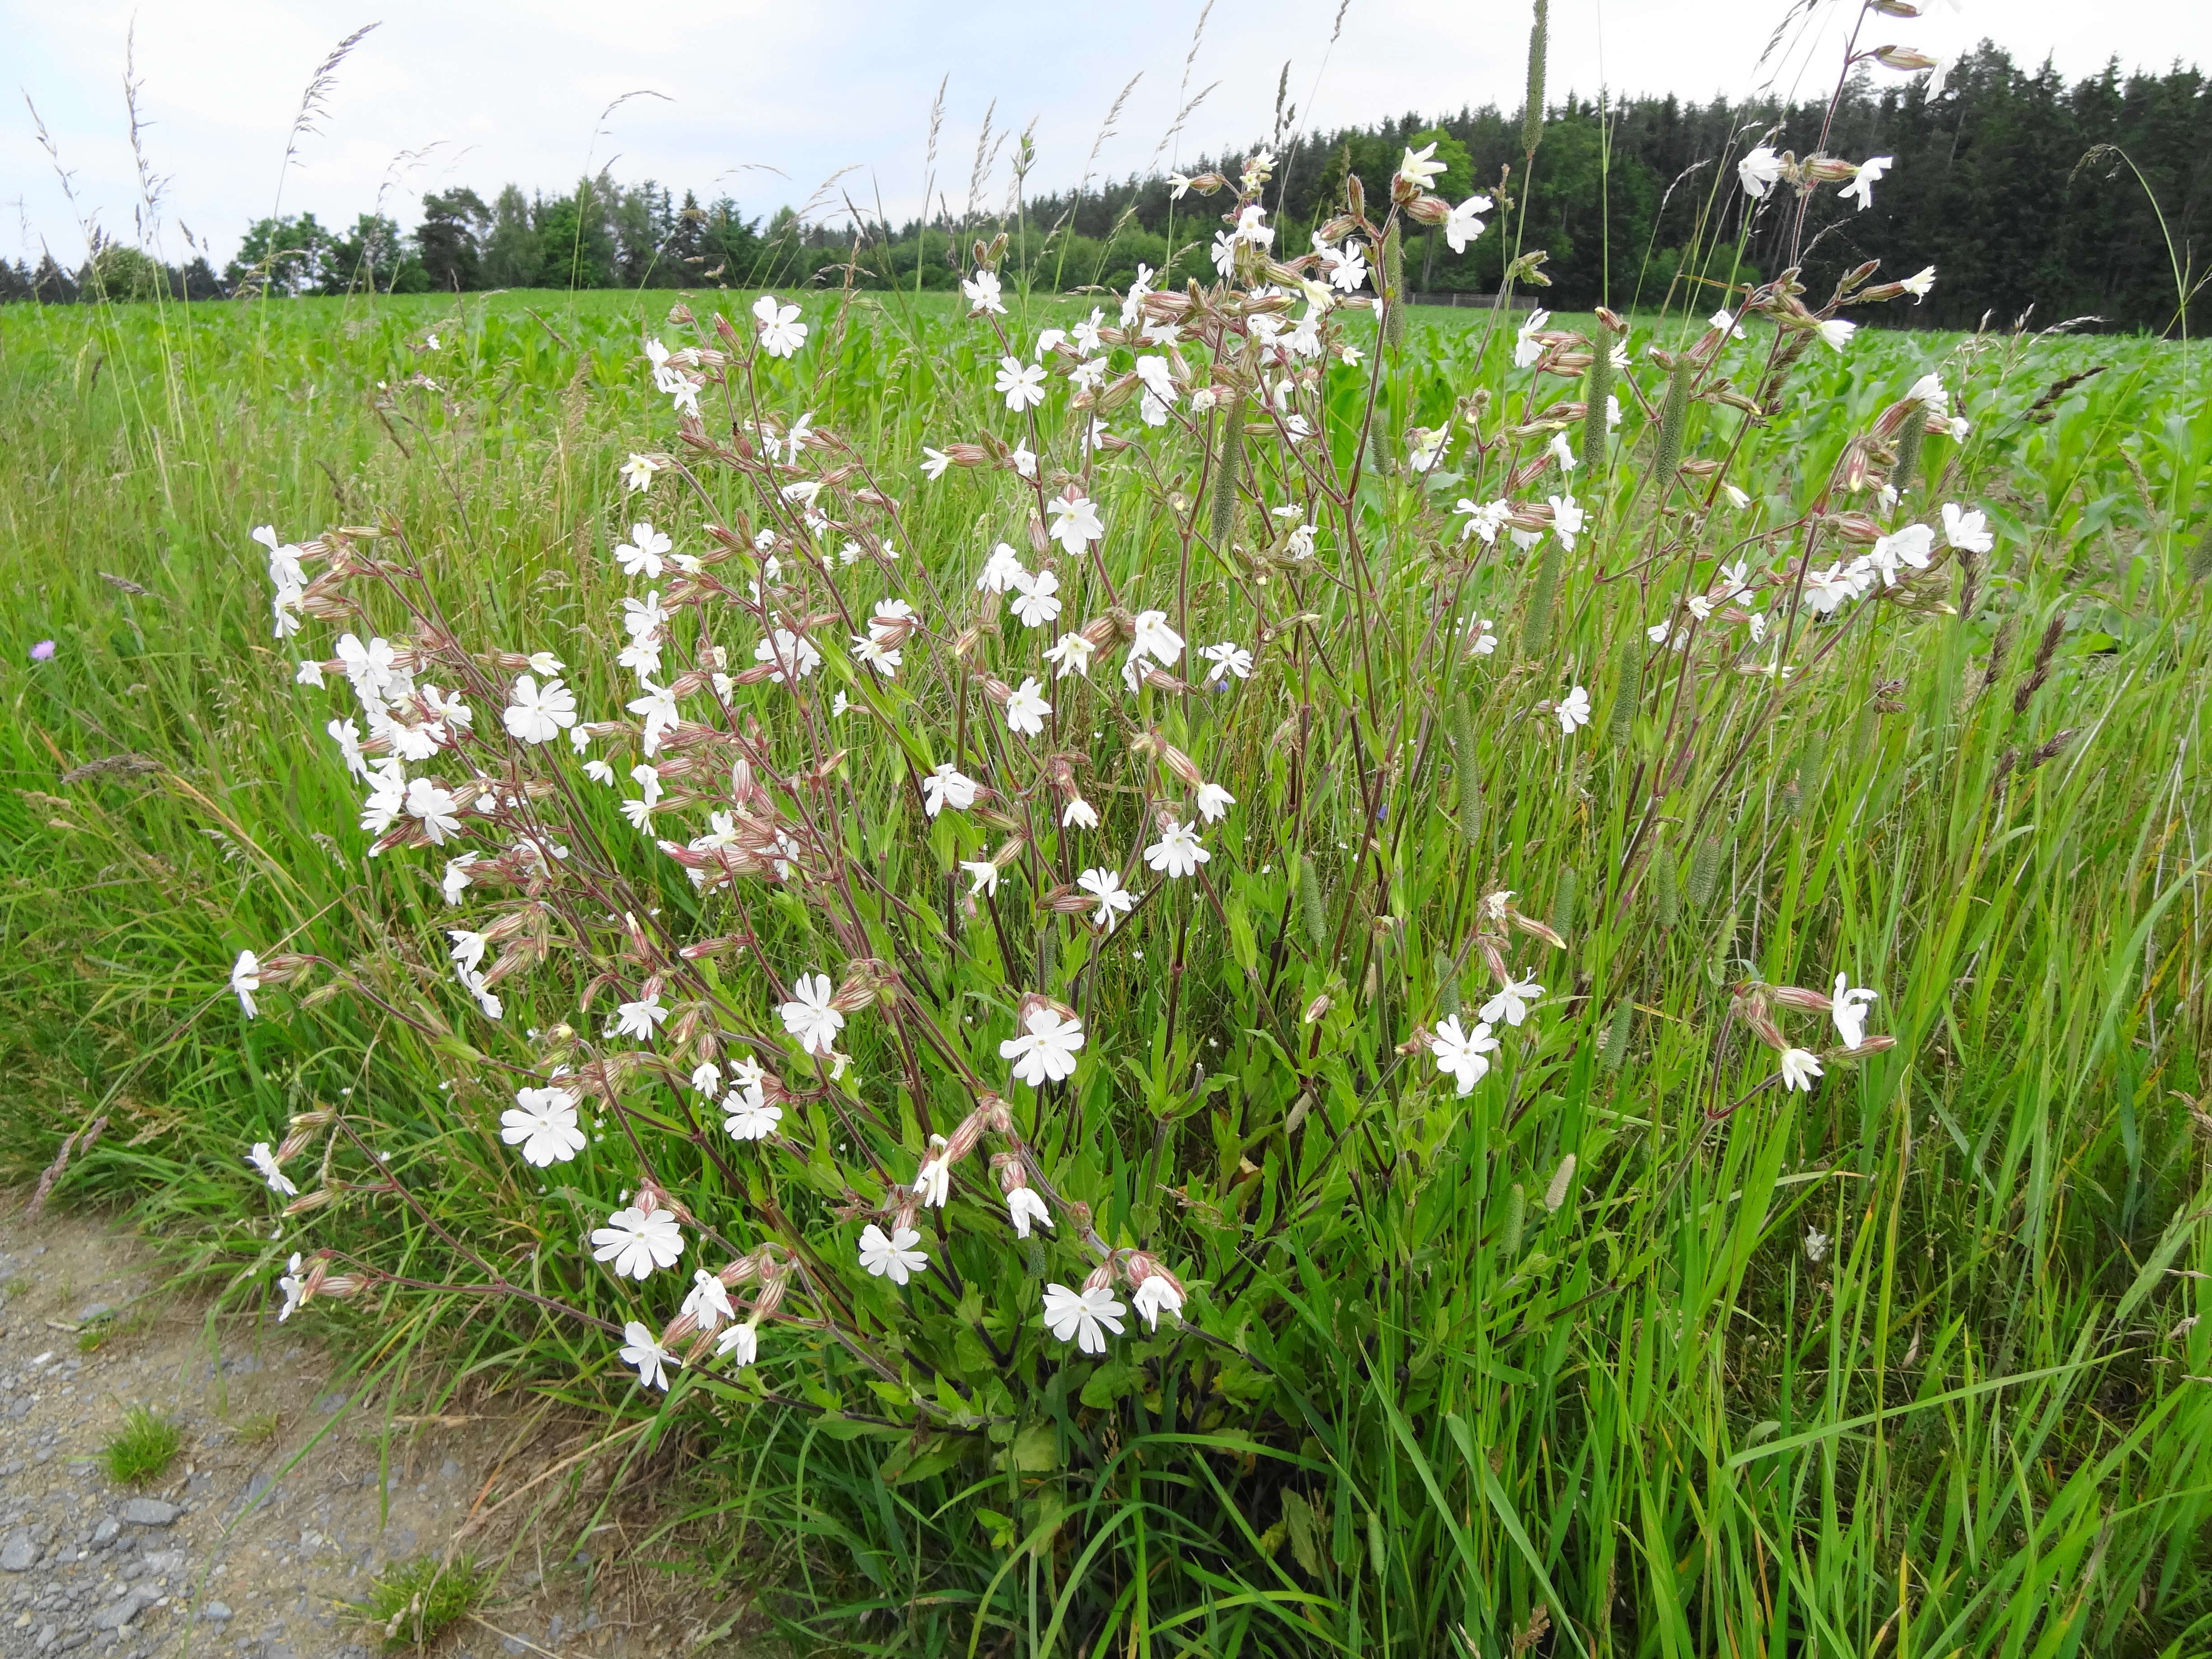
[0, 1207, 728, 1659]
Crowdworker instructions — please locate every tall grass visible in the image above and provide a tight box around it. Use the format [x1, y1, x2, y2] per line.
[3, 263, 2209, 1659]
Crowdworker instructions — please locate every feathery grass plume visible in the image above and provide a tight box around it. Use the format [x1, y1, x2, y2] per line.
[1548, 869, 1577, 940]
[1382, 226, 1406, 352]
[1850, 701, 1881, 770]
[1652, 849, 1680, 928]
[1607, 638, 1640, 747]
[274, 23, 382, 219]
[1524, 539, 1563, 652]
[1299, 854, 1328, 953]
[1797, 731, 1827, 807]
[1211, 394, 1246, 543]
[1651, 354, 1693, 497]
[1543, 1152, 1577, 1212]
[1434, 953, 1460, 1017]
[1891, 412, 1926, 500]
[1600, 999, 1633, 1071]
[1580, 344, 1613, 474]
[1689, 835, 1723, 909]
[1522, 0, 1550, 158]
[2013, 613, 2066, 713]
[1451, 691, 1484, 842]
[1501, 1183, 1526, 1254]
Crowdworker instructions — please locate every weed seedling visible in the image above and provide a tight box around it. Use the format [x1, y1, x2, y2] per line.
[101, 1407, 182, 1485]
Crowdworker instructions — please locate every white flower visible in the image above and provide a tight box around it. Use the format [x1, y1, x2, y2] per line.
[1456, 497, 1510, 545]
[584, 759, 616, 786]
[1723, 483, 1752, 510]
[1318, 238, 1370, 294]
[779, 971, 845, 1055]
[247, 1140, 296, 1196]
[1144, 821, 1209, 879]
[914, 1150, 951, 1209]
[1548, 430, 1577, 473]
[1045, 493, 1104, 557]
[753, 293, 806, 358]
[1040, 1283, 1125, 1354]
[672, 1269, 734, 1334]
[404, 777, 464, 844]
[1479, 975, 1544, 1028]
[1131, 1275, 1184, 1330]
[1078, 867, 1134, 930]
[1044, 632, 1095, 680]
[1008, 569, 1062, 629]
[995, 356, 1047, 412]
[922, 763, 978, 818]
[1831, 974, 1878, 1049]
[1738, 145, 1784, 199]
[1779, 1048, 1824, 1092]
[1550, 495, 1586, 549]
[1803, 562, 1867, 614]
[618, 1321, 678, 1391]
[620, 453, 661, 493]
[1395, 142, 1446, 191]
[754, 628, 823, 684]
[441, 853, 480, 904]
[1062, 798, 1098, 830]
[1201, 642, 1254, 684]
[1838, 155, 1892, 211]
[1556, 686, 1592, 734]
[1130, 609, 1184, 664]
[1004, 677, 1052, 737]
[716, 1321, 759, 1365]
[503, 1084, 584, 1165]
[961, 268, 1006, 315]
[1190, 782, 1236, 825]
[978, 542, 1028, 595]
[614, 994, 669, 1040]
[502, 675, 576, 745]
[1429, 1016, 1498, 1094]
[1817, 319, 1857, 353]
[627, 679, 680, 755]
[1444, 193, 1491, 253]
[592, 1205, 685, 1280]
[858, 1223, 928, 1286]
[722, 1084, 783, 1142]
[614, 522, 672, 579]
[276, 1253, 307, 1322]
[1804, 1227, 1830, 1264]
[920, 447, 952, 481]
[1941, 502, 1992, 553]
[1009, 442, 1037, 479]
[1901, 265, 1937, 298]
[1710, 307, 1746, 339]
[961, 859, 1002, 899]
[1908, 372, 1948, 412]
[1006, 1187, 1052, 1238]
[230, 950, 262, 1017]
[1001, 1004, 1084, 1087]
[1869, 523, 1936, 586]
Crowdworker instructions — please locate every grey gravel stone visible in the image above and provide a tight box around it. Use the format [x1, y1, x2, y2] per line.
[200, 1599, 231, 1620]
[118, 1500, 178, 1527]
[72, 1304, 112, 1327]
[90, 1521, 116, 1546]
[0, 1527, 38, 1570]
[91, 1585, 157, 1630]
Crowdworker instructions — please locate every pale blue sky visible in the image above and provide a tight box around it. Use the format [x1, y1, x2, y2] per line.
[6, 0, 2204, 268]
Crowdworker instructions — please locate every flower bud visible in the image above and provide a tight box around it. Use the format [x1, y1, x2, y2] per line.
[1870, 44, 1937, 70]
[1403, 194, 1453, 226]
[1302, 993, 1333, 1025]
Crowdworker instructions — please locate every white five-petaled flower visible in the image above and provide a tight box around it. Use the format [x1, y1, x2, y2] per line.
[1001, 1004, 1085, 1087]
[1195, 782, 1236, 824]
[1041, 1283, 1125, 1354]
[1045, 493, 1104, 557]
[754, 628, 823, 684]
[1479, 975, 1544, 1028]
[961, 268, 1006, 315]
[858, 1223, 928, 1286]
[961, 859, 1002, 899]
[247, 1141, 296, 1197]
[1044, 632, 1096, 680]
[1738, 145, 1784, 199]
[1901, 265, 1937, 298]
[1513, 308, 1551, 369]
[276, 1253, 307, 1322]
[1008, 568, 1062, 629]
[995, 356, 1047, 412]
[922, 763, 978, 818]
[1804, 1227, 1830, 1265]
[502, 674, 577, 745]
[1130, 609, 1184, 664]
[1818, 319, 1858, 353]
[1144, 821, 1209, 880]
[1429, 1016, 1499, 1095]
[1078, 867, 1135, 930]
[1444, 193, 1492, 253]
[1831, 974, 1878, 1049]
[614, 522, 672, 578]
[779, 971, 845, 1055]
[620, 453, 661, 493]
[1838, 155, 1893, 211]
[716, 1320, 760, 1365]
[1062, 797, 1098, 830]
[682, 1268, 734, 1331]
[1006, 1186, 1053, 1238]
[1550, 494, 1586, 549]
[592, 1205, 685, 1280]
[978, 542, 1028, 595]
[914, 1148, 952, 1209]
[1131, 1275, 1184, 1330]
[1003, 677, 1052, 738]
[1941, 502, 1992, 553]
[1395, 142, 1447, 191]
[753, 293, 806, 358]
[1201, 641, 1254, 683]
[614, 994, 668, 1040]
[722, 1083, 782, 1142]
[231, 950, 262, 1017]
[1779, 1048, 1824, 1092]
[619, 1321, 678, 1391]
[1556, 686, 1592, 734]
[501, 1085, 585, 1167]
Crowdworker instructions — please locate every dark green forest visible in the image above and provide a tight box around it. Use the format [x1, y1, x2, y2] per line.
[5, 42, 2201, 332]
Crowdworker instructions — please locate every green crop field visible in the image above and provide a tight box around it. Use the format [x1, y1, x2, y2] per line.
[2, 269, 2208, 1659]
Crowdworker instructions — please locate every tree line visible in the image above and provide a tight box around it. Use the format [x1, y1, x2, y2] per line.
[3, 42, 2199, 332]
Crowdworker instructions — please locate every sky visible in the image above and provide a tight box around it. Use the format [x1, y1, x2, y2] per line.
[5, 0, 2206, 269]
